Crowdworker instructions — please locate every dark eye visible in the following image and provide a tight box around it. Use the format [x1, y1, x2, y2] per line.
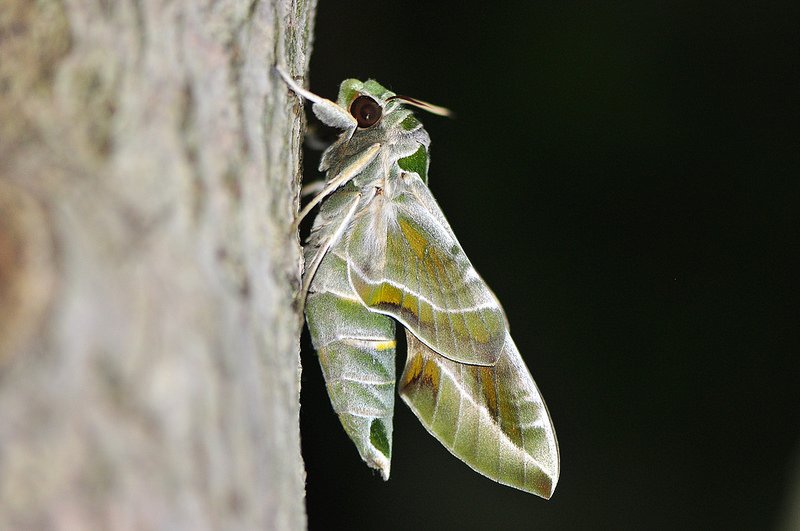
[350, 95, 382, 128]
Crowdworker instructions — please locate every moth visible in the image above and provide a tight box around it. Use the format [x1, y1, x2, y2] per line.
[278, 68, 559, 498]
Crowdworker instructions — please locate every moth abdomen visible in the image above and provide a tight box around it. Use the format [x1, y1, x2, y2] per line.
[305, 228, 398, 480]
[311, 326, 397, 480]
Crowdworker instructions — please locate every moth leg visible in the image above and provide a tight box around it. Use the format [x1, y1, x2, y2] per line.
[296, 192, 362, 313]
[292, 143, 380, 231]
[275, 67, 357, 131]
[300, 180, 325, 198]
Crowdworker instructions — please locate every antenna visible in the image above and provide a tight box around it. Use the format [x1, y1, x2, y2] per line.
[386, 95, 453, 118]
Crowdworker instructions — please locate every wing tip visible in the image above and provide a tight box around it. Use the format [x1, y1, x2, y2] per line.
[535, 473, 558, 500]
[366, 452, 391, 481]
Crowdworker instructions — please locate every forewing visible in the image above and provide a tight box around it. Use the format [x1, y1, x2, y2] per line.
[346, 179, 506, 365]
[400, 329, 559, 498]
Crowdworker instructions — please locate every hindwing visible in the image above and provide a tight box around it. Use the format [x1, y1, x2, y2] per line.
[400, 329, 559, 498]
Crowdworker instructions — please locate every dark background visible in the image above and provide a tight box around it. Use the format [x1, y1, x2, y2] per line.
[298, 1, 798, 529]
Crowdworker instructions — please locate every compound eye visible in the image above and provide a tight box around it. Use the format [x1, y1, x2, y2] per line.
[350, 95, 382, 128]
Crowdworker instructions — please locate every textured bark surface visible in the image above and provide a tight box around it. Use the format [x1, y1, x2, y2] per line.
[0, 0, 315, 528]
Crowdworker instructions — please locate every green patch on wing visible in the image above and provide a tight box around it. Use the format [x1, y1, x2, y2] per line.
[397, 144, 429, 184]
[370, 419, 391, 458]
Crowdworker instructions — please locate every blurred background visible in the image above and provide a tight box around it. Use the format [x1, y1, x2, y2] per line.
[299, 1, 798, 529]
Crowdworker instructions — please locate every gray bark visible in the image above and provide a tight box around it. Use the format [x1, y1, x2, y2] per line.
[0, 0, 315, 528]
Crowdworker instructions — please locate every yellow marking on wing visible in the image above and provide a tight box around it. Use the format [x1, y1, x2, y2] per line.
[498, 387, 522, 442]
[419, 300, 434, 325]
[404, 353, 424, 387]
[399, 219, 429, 260]
[421, 245, 443, 283]
[400, 291, 420, 315]
[404, 352, 442, 397]
[478, 366, 498, 419]
[422, 358, 441, 393]
[366, 283, 395, 306]
[367, 282, 434, 324]
[429, 246, 445, 270]
[464, 311, 491, 343]
[377, 283, 403, 305]
[373, 340, 396, 351]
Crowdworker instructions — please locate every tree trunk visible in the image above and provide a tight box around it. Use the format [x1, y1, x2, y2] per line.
[0, 0, 315, 528]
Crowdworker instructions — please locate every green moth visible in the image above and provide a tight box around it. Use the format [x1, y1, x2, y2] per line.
[279, 68, 559, 498]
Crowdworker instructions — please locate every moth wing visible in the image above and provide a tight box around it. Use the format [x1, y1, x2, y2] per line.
[400, 329, 559, 498]
[347, 175, 506, 365]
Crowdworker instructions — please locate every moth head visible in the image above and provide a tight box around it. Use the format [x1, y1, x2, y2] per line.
[337, 79, 392, 129]
[337, 78, 452, 130]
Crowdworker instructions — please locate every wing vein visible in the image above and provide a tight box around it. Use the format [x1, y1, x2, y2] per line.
[430, 356, 444, 428]
[452, 363, 465, 445]
[493, 362, 502, 476]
